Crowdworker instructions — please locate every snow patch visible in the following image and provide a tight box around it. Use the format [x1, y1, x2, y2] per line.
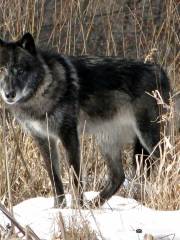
[0, 192, 179, 240]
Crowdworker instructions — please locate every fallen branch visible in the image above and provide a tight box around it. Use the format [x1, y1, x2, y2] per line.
[0, 202, 40, 240]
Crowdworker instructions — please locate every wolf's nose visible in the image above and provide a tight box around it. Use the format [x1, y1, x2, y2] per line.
[5, 91, 16, 99]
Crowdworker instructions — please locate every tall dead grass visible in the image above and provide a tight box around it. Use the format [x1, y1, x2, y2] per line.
[0, 0, 179, 215]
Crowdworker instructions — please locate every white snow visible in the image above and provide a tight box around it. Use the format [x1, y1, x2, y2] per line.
[0, 192, 179, 240]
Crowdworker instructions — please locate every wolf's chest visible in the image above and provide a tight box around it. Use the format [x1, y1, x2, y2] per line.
[27, 121, 45, 134]
[24, 120, 56, 139]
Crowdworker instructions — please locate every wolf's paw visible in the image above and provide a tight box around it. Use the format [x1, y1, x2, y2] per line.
[54, 196, 66, 208]
[84, 196, 105, 209]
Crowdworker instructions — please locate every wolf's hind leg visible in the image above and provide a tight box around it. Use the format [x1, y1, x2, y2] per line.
[135, 113, 161, 176]
[90, 139, 125, 207]
[133, 137, 150, 173]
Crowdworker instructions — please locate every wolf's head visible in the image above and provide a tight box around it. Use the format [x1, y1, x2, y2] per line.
[0, 33, 43, 105]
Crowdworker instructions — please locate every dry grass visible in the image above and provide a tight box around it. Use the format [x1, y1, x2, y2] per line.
[0, 0, 179, 239]
[51, 213, 98, 240]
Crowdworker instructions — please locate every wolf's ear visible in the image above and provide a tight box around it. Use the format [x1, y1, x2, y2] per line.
[19, 33, 36, 55]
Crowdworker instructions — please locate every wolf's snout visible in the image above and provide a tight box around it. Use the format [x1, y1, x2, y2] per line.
[5, 90, 16, 99]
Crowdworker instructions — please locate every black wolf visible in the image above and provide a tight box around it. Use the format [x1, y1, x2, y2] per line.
[0, 33, 171, 207]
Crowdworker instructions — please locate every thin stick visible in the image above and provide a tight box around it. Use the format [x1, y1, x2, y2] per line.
[2, 104, 14, 224]
[0, 202, 25, 236]
[25, 225, 41, 240]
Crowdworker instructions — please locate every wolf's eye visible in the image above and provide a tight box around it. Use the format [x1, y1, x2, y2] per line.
[12, 67, 24, 75]
[12, 68, 17, 75]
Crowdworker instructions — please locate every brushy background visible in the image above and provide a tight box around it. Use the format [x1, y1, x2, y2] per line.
[0, 0, 179, 216]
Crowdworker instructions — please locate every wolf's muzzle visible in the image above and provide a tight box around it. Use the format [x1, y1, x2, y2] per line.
[5, 90, 16, 100]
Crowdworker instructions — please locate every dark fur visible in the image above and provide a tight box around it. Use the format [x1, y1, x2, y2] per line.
[0, 33, 171, 207]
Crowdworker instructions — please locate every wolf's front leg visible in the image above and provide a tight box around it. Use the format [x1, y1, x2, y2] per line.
[32, 134, 65, 208]
[59, 120, 83, 207]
